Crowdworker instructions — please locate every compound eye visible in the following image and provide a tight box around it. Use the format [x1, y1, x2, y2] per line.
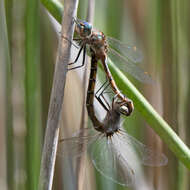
[97, 34, 102, 40]
[83, 23, 92, 36]
[83, 21, 92, 29]
[119, 105, 129, 116]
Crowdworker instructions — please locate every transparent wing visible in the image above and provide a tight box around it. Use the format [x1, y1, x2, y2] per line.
[117, 131, 168, 166]
[107, 36, 143, 63]
[57, 128, 99, 158]
[90, 136, 135, 187]
[107, 48, 153, 84]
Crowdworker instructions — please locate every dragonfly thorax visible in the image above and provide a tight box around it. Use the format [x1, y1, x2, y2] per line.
[89, 31, 108, 59]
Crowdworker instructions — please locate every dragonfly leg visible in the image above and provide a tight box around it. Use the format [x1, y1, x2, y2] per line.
[95, 80, 109, 96]
[68, 45, 84, 66]
[96, 95, 110, 112]
[101, 93, 110, 110]
[68, 46, 86, 71]
[99, 82, 113, 110]
[96, 76, 114, 96]
[95, 81, 111, 111]
[99, 82, 111, 97]
[61, 35, 79, 49]
[73, 38, 84, 46]
[99, 79, 114, 97]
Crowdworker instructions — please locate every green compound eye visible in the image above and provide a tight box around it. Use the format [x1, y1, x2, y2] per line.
[97, 34, 102, 40]
[82, 21, 92, 30]
[80, 21, 92, 36]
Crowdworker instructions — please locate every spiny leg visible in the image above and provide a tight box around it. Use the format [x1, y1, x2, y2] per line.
[60, 34, 80, 49]
[61, 35, 85, 69]
[95, 80, 111, 111]
[96, 78, 113, 100]
[68, 45, 84, 66]
[95, 80, 109, 96]
[99, 81, 114, 110]
[68, 45, 86, 71]
[95, 92, 109, 112]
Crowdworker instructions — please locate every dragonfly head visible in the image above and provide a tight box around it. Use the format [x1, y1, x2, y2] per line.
[74, 18, 92, 37]
[112, 96, 133, 116]
[114, 102, 129, 116]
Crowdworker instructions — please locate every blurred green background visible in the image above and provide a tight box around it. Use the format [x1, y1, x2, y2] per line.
[1, 0, 190, 189]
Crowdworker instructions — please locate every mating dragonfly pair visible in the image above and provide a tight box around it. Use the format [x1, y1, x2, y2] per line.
[58, 18, 167, 186]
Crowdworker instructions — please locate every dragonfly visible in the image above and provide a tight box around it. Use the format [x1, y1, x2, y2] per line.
[57, 52, 168, 187]
[67, 18, 152, 116]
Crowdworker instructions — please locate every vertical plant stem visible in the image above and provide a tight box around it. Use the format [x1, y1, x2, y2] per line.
[25, 0, 41, 189]
[39, 0, 79, 189]
[171, 0, 189, 189]
[0, 1, 14, 189]
[184, 2, 190, 190]
[86, 0, 95, 22]
[76, 1, 95, 190]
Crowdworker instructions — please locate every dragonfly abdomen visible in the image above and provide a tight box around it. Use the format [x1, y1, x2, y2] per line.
[86, 51, 104, 132]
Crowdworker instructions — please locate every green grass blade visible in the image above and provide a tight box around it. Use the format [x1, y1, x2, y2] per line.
[25, 0, 42, 189]
[40, 0, 63, 23]
[0, 1, 14, 189]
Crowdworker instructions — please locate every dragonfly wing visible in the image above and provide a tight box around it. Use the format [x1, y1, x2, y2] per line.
[117, 131, 168, 167]
[57, 128, 98, 159]
[107, 36, 143, 63]
[90, 136, 135, 187]
[107, 48, 153, 84]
